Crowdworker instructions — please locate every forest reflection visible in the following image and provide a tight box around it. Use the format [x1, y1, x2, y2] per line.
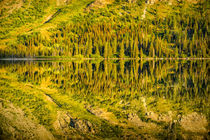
[0, 60, 209, 116]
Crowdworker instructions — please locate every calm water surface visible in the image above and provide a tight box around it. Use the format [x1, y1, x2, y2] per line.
[0, 59, 209, 139]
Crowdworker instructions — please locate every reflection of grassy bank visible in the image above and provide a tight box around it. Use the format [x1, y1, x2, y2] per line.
[0, 60, 209, 139]
[0, 71, 57, 129]
[0, 69, 125, 139]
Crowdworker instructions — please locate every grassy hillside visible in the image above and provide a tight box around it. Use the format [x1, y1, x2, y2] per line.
[0, 0, 209, 58]
[0, 0, 94, 50]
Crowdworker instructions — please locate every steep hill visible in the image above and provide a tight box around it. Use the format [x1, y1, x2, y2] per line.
[0, 0, 209, 58]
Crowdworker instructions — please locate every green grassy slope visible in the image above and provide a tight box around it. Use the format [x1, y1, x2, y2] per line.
[0, 0, 94, 49]
[0, 0, 209, 58]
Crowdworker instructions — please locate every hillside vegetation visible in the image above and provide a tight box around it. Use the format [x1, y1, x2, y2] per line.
[0, 0, 209, 58]
[0, 1, 209, 139]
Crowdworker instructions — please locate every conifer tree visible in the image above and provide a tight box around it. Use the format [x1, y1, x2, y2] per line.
[87, 38, 92, 57]
[120, 40, 125, 58]
[108, 42, 112, 58]
[134, 36, 139, 58]
[149, 42, 154, 58]
[140, 47, 143, 59]
[104, 42, 108, 58]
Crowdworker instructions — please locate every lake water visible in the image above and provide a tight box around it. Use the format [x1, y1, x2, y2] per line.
[0, 59, 209, 139]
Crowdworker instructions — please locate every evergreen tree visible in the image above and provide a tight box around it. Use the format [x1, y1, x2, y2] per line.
[120, 40, 125, 58]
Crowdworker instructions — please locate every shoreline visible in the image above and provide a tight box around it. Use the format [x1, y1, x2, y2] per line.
[0, 57, 210, 61]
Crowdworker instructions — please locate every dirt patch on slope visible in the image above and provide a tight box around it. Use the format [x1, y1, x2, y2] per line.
[86, 107, 119, 124]
[86, 0, 114, 10]
[180, 112, 208, 133]
[0, 0, 23, 18]
[0, 98, 54, 140]
[53, 111, 96, 138]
